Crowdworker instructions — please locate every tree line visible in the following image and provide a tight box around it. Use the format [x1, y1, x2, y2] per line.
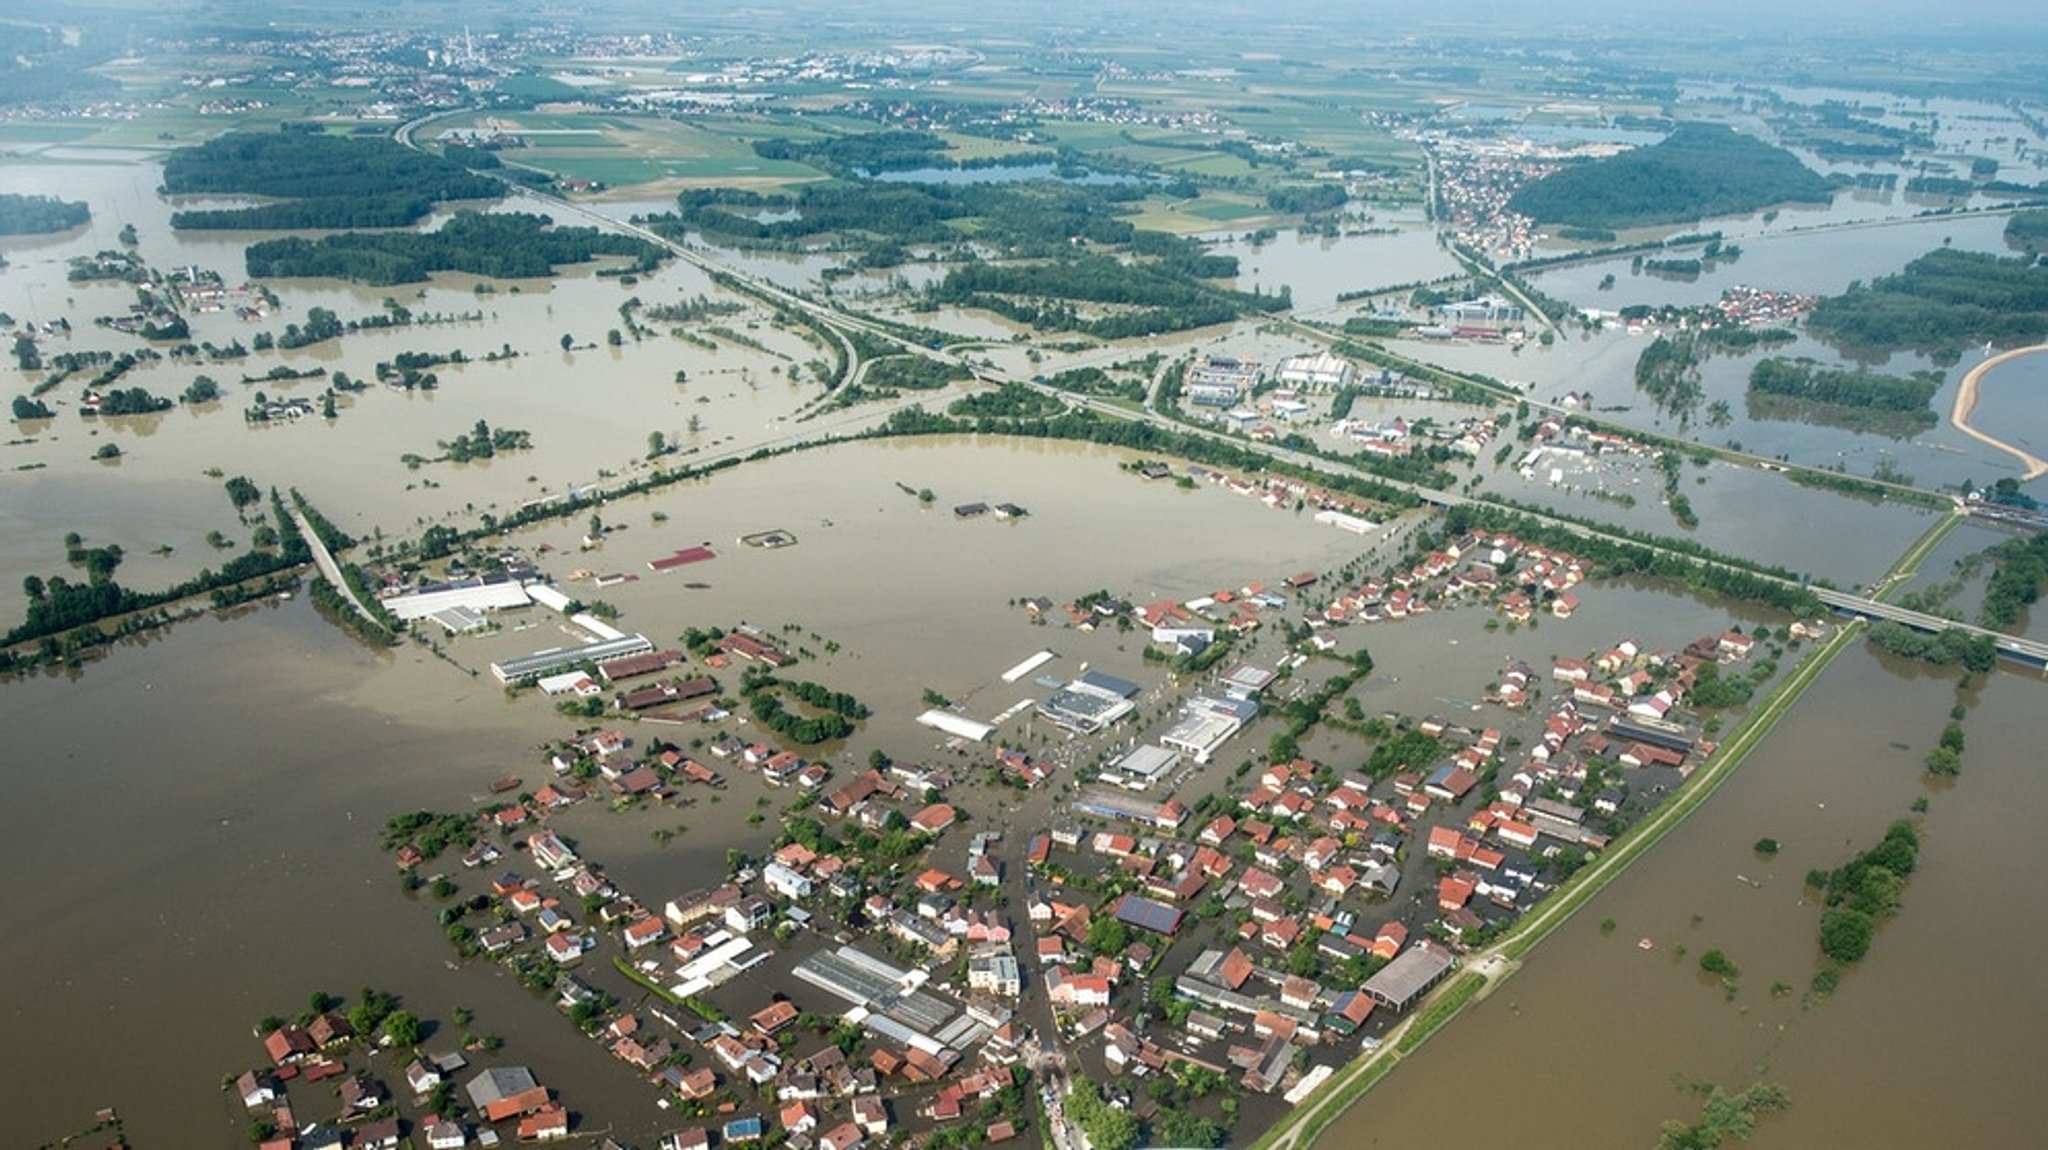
[930, 253, 1284, 340]
[659, 176, 1151, 254]
[1806, 247, 2048, 352]
[1747, 357, 1940, 415]
[163, 129, 502, 230]
[1453, 500, 1825, 614]
[244, 212, 664, 286]
[8, 488, 313, 648]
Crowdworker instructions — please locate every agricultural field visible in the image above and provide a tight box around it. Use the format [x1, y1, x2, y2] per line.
[431, 110, 834, 190]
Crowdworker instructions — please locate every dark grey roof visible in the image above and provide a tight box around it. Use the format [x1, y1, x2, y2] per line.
[465, 1065, 538, 1108]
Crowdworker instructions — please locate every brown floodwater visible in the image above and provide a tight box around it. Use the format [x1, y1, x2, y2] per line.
[1319, 646, 2048, 1149]
[7, 152, 2041, 1150]
[0, 421, 1809, 1148]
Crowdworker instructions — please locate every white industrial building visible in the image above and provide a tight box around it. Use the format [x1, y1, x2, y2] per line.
[382, 575, 534, 621]
[1276, 351, 1353, 390]
[1159, 696, 1257, 763]
[1109, 745, 1183, 790]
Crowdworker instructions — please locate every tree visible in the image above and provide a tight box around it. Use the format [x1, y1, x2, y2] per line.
[1152, 1109, 1225, 1149]
[1820, 908, 1874, 964]
[383, 1009, 422, 1047]
[1086, 915, 1130, 958]
[1924, 746, 1961, 777]
[647, 430, 666, 458]
[607, 328, 624, 347]
[224, 475, 262, 511]
[1065, 1085, 1140, 1150]
[560, 333, 574, 351]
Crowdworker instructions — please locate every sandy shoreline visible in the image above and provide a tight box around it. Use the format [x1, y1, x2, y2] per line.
[1951, 344, 2048, 481]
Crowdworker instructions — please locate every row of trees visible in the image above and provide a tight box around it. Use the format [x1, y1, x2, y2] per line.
[1864, 619, 1998, 671]
[881, 396, 1420, 512]
[8, 488, 314, 646]
[1747, 357, 1941, 415]
[1452, 500, 1825, 614]
[245, 212, 664, 286]
[661, 175, 1150, 253]
[930, 254, 1285, 339]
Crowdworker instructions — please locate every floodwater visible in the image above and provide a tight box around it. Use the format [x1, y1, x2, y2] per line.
[0, 598, 685, 1146]
[0, 162, 840, 625]
[1206, 211, 1463, 314]
[1321, 646, 2048, 1150]
[0, 421, 1820, 1148]
[5, 146, 2043, 1150]
[1527, 211, 2017, 312]
[1389, 324, 2042, 499]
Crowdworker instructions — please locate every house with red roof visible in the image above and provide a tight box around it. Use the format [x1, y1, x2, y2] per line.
[517, 1104, 569, 1141]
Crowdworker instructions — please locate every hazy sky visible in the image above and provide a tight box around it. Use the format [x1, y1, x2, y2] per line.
[17, 0, 2047, 50]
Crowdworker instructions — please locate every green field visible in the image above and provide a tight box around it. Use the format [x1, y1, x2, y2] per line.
[435, 111, 834, 187]
[1125, 195, 1277, 233]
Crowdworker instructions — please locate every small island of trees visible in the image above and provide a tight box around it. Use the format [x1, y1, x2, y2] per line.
[0, 192, 90, 236]
[417, 419, 532, 465]
[1745, 357, 1940, 436]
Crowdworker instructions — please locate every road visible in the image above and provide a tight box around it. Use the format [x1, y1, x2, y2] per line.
[402, 106, 1959, 559]
[403, 114, 1964, 638]
[382, 111, 2038, 1150]
[288, 506, 382, 628]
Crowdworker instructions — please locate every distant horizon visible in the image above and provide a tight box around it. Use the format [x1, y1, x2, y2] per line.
[12, 0, 2048, 44]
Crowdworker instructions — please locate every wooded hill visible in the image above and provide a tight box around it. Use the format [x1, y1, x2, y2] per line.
[1507, 123, 1831, 229]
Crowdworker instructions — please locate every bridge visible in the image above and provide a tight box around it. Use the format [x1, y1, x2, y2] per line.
[1812, 587, 2048, 667]
[288, 506, 383, 630]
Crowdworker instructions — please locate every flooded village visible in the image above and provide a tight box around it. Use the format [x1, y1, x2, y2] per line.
[173, 465, 1799, 1150]
[8, 12, 2048, 1150]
